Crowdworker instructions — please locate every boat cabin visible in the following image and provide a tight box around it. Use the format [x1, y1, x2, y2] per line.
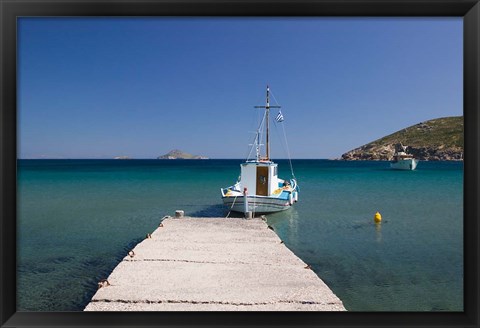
[239, 161, 279, 197]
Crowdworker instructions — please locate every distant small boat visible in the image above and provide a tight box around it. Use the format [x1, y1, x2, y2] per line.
[221, 86, 299, 214]
[390, 144, 419, 170]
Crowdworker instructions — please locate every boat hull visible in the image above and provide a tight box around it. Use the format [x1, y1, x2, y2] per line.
[390, 159, 419, 170]
[222, 195, 292, 214]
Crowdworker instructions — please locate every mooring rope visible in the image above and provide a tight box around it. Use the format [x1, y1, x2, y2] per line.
[225, 194, 239, 218]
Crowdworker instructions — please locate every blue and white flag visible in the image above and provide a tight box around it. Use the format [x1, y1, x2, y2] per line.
[275, 111, 284, 122]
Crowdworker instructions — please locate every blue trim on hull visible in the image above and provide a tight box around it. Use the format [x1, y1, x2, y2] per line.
[222, 196, 292, 213]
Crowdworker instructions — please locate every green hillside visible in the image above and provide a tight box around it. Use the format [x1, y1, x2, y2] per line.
[370, 116, 463, 149]
[341, 116, 463, 161]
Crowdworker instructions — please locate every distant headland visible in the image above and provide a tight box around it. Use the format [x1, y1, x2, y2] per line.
[340, 116, 463, 161]
[157, 149, 209, 160]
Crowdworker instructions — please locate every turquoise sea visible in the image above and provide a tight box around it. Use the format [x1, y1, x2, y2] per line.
[17, 159, 463, 311]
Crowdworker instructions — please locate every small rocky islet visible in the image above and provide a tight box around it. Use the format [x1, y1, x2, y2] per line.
[157, 149, 209, 160]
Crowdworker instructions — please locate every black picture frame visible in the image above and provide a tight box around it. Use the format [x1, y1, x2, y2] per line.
[1, 0, 478, 327]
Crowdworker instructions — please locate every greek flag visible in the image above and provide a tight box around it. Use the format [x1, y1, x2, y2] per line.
[275, 111, 284, 122]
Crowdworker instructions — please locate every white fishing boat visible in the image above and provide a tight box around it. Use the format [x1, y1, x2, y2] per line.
[390, 144, 419, 170]
[221, 86, 299, 215]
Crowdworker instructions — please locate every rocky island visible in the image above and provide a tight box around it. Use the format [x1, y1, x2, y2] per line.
[157, 149, 209, 160]
[341, 116, 463, 161]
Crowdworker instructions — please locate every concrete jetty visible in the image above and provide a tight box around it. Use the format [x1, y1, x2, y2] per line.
[84, 216, 345, 311]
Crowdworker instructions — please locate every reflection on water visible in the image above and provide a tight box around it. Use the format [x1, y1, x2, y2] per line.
[375, 222, 382, 243]
[264, 208, 300, 245]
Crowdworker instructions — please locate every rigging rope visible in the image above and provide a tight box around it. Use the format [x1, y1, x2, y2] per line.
[273, 117, 296, 180]
[269, 89, 296, 180]
[246, 110, 267, 162]
[281, 121, 296, 179]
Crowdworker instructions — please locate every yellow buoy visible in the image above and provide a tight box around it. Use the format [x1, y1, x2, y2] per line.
[374, 211, 382, 223]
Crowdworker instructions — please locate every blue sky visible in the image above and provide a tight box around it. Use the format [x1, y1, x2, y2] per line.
[18, 17, 462, 159]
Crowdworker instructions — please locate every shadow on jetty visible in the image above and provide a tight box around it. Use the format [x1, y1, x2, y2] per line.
[188, 204, 227, 217]
[188, 204, 302, 220]
[188, 204, 246, 218]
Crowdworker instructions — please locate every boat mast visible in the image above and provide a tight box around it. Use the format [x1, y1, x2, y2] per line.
[255, 85, 280, 161]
